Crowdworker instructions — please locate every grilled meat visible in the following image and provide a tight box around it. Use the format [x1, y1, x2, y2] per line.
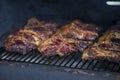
[59, 20, 100, 40]
[25, 18, 57, 33]
[3, 18, 100, 56]
[38, 20, 100, 56]
[38, 36, 78, 56]
[82, 25, 120, 62]
[82, 43, 120, 62]
[3, 18, 58, 54]
[98, 25, 120, 51]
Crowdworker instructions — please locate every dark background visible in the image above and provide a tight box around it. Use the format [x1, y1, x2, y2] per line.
[0, 0, 120, 45]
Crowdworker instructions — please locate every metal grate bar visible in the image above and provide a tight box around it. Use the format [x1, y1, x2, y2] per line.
[1, 53, 11, 60]
[30, 54, 42, 63]
[62, 55, 77, 66]
[25, 55, 37, 62]
[85, 60, 94, 69]
[20, 54, 32, 62]
[47, 56, 60, 65]
[0, 49, 120, 73]
[81, 60, 93, 69]
[34, 55, 45, 63]
[74, 59, 82, 68]
[55, 55, 70, 66]
[15, 54, 25, 61]
[0, 52, 7, 58]
[44, 56, 57, 65]
[78, 60, 88, 69]
[5, 53, 16, 60]
[10, 54, 21, 60]
[39, 56, 51, 64]
[61, 54, 76, 67]
[87, 60, 97, 70]
[43, 56, 53, 64]
[71, 60, 80, 68]
[65, 55, 79, 67]
[93, 60, 104, 70]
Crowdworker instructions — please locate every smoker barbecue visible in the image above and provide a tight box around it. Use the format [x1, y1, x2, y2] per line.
[0, 1, 120, 80]
[82, 24, 120, 63]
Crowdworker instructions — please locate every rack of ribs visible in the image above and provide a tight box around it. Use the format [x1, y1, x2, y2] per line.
[38, 20, 100, 56]
[3, 18, 58, 54]
[82, 25, 120, 62]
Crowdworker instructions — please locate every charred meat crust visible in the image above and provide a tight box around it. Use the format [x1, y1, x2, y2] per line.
[38, 20, 100, 56]
[3, 19, 100, 57]
[82, 25, 120, 63]
[3, 18, 58, 54]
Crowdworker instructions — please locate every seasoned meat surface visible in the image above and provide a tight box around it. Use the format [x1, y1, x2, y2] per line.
[38, 20, 100, 56]
[59, 20, 100, 40]
[3, 18, 58, 54]
[38, 36, 78, 56]
[82, 43, 120, 62]
[96, 25, 120, 51]
[3, 18, 100, 56]
[82, 25, 120, 63]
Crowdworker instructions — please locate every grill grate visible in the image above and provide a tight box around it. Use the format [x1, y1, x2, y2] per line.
[0, 48, 120, 73]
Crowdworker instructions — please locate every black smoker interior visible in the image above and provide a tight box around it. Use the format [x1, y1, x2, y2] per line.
[0, 0, 120, 80]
